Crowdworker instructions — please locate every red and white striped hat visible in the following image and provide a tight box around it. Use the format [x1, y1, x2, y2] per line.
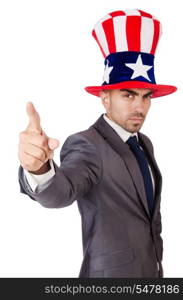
[85, 9, 177, 98]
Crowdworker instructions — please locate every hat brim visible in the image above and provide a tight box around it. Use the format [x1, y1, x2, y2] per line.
[85, 81, 177, 98]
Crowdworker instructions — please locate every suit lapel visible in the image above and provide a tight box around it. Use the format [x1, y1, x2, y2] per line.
[91, 115, 152, 219]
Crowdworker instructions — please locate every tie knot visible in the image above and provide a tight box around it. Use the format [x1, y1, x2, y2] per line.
[126, 135, 139, 148]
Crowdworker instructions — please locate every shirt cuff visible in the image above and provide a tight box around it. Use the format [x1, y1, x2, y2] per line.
[23, 159, 56, 192]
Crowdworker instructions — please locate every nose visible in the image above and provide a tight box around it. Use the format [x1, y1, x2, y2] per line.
[132, 97, 145, 114]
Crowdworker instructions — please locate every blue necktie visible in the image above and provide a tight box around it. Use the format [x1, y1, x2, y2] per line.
[126, 136, 154, 217]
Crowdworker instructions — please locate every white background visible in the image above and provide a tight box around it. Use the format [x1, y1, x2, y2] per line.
[0, 0, 182, 277]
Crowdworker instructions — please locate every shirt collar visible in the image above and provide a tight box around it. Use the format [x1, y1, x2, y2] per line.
[103, 113, 138, 142]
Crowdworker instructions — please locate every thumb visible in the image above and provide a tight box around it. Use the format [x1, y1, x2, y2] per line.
[48, 138, 60, 150]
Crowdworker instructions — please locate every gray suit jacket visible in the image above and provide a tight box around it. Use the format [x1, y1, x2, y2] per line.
[18, 114, 163, 278]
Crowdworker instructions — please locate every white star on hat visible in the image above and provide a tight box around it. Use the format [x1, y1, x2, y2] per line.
[103, 60, 113, 83]
[125, 54, 153, 81]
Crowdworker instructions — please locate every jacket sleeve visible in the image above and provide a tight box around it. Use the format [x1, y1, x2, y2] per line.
[18, 133, 103, 208]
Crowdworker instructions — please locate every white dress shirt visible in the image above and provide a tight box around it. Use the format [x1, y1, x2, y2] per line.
[24, 159, 55, 192]
[24, 113, 155, 193]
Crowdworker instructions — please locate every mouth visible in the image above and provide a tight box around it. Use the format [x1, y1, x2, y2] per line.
[129, 118, 143, 121]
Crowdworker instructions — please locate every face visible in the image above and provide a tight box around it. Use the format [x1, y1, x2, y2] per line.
[100, 88, 152, 133]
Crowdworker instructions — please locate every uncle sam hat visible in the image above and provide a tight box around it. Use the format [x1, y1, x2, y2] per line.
[85, 9, 177, 98]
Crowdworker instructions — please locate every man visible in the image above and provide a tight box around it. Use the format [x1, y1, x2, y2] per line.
[18, 10, 177, 277]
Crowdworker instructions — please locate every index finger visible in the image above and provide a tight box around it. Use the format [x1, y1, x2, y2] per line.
[26, 102, 42, 134]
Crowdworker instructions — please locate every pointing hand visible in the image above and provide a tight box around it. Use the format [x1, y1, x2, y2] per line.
[18, 102, 59, 174]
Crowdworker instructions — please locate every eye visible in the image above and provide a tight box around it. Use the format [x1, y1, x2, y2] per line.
[124, 93, 134, 98]
[145, 94, 153, 100]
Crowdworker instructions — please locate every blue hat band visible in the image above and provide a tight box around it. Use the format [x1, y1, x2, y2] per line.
[102, 51, 156, 86]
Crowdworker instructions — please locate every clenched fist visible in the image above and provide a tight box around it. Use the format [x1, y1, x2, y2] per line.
[18, 102, 59, 174]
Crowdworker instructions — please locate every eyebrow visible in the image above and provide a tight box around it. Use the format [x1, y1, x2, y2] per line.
[120, 89, 153, 97]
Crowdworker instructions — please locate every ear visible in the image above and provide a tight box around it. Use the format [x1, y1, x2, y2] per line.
[100, 90, 110, 101]
[100, 90, 110, 110]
